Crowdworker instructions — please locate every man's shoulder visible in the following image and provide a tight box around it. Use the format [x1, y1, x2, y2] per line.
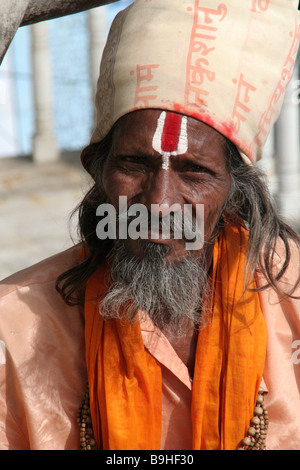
[0, 246, 86, 450]
[0, 245, 85, 359]
[0, 245, 82, 299]
[257, 236, 300, 295]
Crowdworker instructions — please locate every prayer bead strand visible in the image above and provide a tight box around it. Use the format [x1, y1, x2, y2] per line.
[78, 384, 268, 450]
[77, 383, 96, 450]
[238, 387, 268, 450]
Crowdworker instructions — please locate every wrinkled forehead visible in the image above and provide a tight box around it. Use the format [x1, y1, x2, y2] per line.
[111, 109, 229, 167]
[113, 109, 226, 145]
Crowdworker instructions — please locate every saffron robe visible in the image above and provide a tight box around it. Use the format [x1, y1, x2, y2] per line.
[0, 244, 299, 449]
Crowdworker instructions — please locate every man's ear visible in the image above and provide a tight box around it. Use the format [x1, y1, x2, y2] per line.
[80, 144, 99, 176]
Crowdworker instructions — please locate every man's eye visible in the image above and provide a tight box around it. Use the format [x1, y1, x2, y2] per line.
[120, 156, 143, 164]
[186, 165, 212, 174]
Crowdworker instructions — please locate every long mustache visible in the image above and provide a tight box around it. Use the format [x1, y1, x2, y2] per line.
[116, 209, 198, 241]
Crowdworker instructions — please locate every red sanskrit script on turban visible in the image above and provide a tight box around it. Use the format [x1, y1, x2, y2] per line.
[132, 64, 159, 108]
[185, 2, 227, 112]
[254, 20, 300, 148]
[251, 0, 270, 13]
[232, 73, 256, 133]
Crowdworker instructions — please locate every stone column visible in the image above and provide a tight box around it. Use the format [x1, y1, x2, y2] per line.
[0, 47, 19, 157]
[274, 57, 300, 227]
[31, 21, 59, 163]
[88, 6, 108, 109]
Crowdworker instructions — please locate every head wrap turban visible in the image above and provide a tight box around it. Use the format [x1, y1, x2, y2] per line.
[88, 0, 300, 165]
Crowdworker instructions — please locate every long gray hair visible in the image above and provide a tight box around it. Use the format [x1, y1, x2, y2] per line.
[223, 139, 300, 297]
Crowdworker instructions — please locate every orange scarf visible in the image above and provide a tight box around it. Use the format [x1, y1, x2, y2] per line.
[84, 223, 267, 450]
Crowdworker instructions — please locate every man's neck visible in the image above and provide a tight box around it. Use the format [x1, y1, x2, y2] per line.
[159, 243, 215, 379]
[161, 322, 199, 379]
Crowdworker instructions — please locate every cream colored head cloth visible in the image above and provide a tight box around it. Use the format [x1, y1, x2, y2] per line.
[90, 0, 300, 165]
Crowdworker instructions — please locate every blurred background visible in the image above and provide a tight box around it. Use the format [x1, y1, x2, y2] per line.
[0, 0, 299, 280]
[0, 0, 133, 279]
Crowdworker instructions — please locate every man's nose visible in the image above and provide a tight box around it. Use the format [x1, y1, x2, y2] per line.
[141, 169, 181, 217]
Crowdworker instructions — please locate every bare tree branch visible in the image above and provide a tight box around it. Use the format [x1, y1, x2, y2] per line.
[0, 0, 120, 64]
[21, 0, 120, 26]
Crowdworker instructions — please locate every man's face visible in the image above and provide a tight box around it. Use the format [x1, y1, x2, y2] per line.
[101, 109, 231, 262]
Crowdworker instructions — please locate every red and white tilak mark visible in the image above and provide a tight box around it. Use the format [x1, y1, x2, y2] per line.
[152, 111, 188, 170]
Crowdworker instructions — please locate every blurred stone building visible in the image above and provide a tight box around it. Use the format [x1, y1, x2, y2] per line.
[0, 2, 133, 160]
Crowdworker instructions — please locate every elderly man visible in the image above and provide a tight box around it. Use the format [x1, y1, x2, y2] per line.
[1, 0, 300, 451]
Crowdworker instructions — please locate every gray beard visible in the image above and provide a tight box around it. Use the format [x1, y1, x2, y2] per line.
[98, 240, 210, 335]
